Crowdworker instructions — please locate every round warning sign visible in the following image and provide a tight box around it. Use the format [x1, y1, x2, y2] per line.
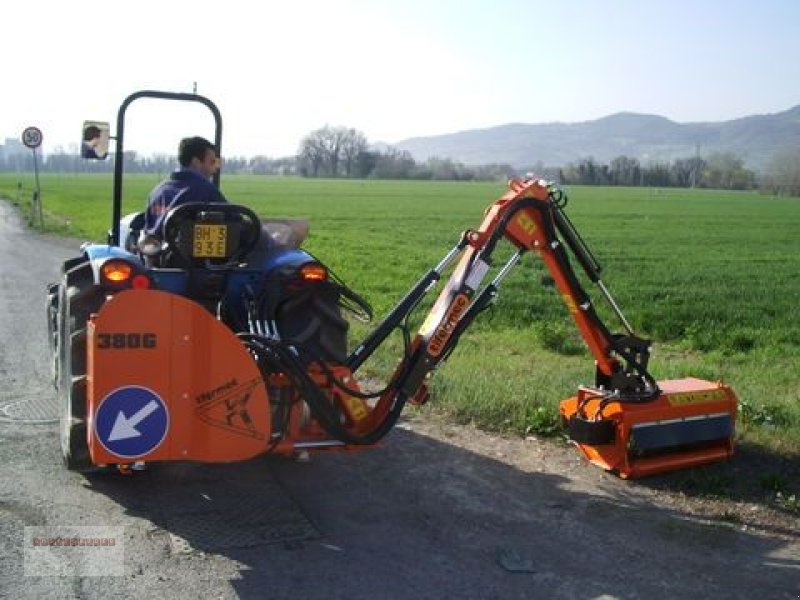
[21, 126, 43, 149]
[95, 386, 169, 459]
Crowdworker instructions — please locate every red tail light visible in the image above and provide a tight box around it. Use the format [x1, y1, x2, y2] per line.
[299, 263, 328, 282]
[131, 274, 151, 289]
[100, 260, 151, 290]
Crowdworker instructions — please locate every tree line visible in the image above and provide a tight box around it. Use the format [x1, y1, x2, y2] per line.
[2, 126, 799, 196]
[554, 153, 756, 190]
[0, 150, 285, 177]
[294, 126, 797, 194]
[296, 125, 510, 180]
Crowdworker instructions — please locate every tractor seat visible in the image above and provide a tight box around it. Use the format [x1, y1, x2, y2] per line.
[119, 212, 145, 253]
[245, 219, 309, 266]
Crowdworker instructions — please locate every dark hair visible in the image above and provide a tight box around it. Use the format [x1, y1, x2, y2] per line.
[83, 126, 101, 141]
[178, 136, 216, 167]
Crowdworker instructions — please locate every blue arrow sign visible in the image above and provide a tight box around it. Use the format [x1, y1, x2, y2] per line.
[95, 386, 169, 459]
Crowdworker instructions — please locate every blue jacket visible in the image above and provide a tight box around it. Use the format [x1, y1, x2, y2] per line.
[145, 168, 227, 233]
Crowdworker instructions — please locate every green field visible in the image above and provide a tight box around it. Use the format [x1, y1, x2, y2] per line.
[3, 173, 799, 458]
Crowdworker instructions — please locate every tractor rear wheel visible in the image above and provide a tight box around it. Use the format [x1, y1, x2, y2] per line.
[58, 261, 104, 472]
[276, 286, 349, 364]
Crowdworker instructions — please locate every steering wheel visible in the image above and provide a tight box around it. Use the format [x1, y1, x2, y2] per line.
[161, 202, 262, 266]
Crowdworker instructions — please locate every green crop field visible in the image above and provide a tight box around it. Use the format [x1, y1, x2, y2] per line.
[3, 173, 799, 460]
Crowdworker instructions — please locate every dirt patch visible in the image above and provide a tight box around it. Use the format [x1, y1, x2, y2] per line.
[403, 409, 800, 541]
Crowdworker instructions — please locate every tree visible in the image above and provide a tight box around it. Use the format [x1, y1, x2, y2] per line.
[670, 157, 706, 188]
[298, 130, 327, 176]
[643, 161, 671, 187]
[322, 127, 346, 176]
[340, 129, 368, 177]
[563, 157, 609, 185]
[370, 148, 416, 179]
[297, 126, 368, 177]
[426, 157, 460, 180]
[700, 152, 754, 190]
[609, 155, 641, 186]
[353, 150, 379, 178]
[761, 148, 800, 196]
[577, 157, 596, 184]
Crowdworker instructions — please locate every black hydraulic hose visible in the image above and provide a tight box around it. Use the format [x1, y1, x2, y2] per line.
[296, 344, 400, 400]
[241, 333, 408, 445]
[346, 268, 441, 371]
[301, 250, 374, 322]
[347, 236, 468, 371]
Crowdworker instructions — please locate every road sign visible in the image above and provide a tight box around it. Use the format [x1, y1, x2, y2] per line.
[21, 126, 43, 149]
[95, 386, 169, 459]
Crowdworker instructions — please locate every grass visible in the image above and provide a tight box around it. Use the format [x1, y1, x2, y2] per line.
[3, 173, 799, 458]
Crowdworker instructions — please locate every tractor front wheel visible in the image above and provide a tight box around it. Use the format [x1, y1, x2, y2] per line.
[46, 282, 59, 389]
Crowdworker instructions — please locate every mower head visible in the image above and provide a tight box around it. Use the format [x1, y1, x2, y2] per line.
[560, 378, 737, 478]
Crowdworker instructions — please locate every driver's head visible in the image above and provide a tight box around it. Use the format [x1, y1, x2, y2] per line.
[83, 126, 101, 142]
[178, 136, 219, 179]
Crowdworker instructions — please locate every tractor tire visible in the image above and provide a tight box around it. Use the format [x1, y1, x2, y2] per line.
[58, 261, 104, 472]
[46, 282, 60, 389]
[276, 286, 349, 364]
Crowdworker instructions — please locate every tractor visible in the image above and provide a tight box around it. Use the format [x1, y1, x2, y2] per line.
[46, 91, 738, 479]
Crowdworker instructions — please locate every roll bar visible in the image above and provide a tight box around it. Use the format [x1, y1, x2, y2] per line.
[110, 90, 223, 246]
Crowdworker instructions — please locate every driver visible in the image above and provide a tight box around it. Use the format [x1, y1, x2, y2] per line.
[144, 136, 227, 234]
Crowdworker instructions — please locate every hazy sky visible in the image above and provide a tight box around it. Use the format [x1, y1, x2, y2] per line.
[2, 0, 798, 158]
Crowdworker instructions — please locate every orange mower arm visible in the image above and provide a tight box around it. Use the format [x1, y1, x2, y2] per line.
[340, 178, 659, 444]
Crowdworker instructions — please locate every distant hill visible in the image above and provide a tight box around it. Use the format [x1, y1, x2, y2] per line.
[394, 106, 800, 171]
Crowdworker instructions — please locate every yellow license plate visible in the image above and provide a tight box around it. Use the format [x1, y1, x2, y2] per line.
[193, 224, 227, 258]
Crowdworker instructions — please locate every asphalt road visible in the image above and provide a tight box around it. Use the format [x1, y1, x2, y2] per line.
[0, 199, 798, 599]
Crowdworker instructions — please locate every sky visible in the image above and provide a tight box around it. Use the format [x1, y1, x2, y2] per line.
[2, 0, 799, 158]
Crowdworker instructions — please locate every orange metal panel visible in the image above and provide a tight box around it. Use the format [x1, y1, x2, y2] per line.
[87, 289, 270, 465]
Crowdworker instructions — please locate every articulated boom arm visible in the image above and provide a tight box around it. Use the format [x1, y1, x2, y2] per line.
[295, 178, 659, 446]
[414, 178, 622, 380]
[345, 179, 658, 442]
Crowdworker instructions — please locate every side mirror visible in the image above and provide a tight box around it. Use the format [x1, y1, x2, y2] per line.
[81, 121, 110, 160]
